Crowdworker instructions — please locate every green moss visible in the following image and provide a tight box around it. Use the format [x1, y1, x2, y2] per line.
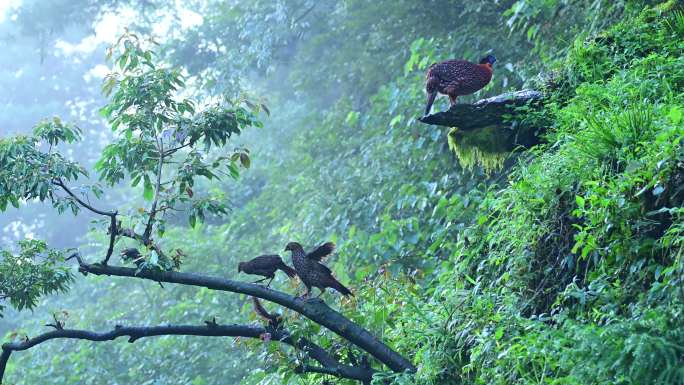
[448, 120, 543, 172]
[447, 126, 509, 172]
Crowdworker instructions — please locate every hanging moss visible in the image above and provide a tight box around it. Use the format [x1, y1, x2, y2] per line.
[447, 119, 542, 172]
[422, 89, 546, 171]
[447, 126, 508, 172]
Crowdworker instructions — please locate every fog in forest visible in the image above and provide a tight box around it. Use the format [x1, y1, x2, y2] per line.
[2, 1, 683, 384]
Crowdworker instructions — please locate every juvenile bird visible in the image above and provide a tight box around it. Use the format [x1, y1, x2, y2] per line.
[252, 297, 282, 328]
[238, 254, 297, 287]
[424, 54, 496, 116]
[120, 248, 144, 266]
[284, 241, 353, 298]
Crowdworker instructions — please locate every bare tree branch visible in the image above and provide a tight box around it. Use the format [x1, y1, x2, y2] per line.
[102, 214, 118, 265]
[52, 179, 118, 264]
[143, 138, 165, 244]
[163, 141, 191, 157]
[73, 255, 415, 374]
[53, 179, 116, 217]
[116, 227, 168, 261]
[0, 349, 10, 380]
[296, 364, 343, 376]
[0, 323, 374, 383]
[418, 89, 543, 130]
[292, 2, 317, 25]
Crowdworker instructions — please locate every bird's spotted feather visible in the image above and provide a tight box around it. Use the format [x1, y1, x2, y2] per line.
[288, 242, 352, 297]
[306, 242, 335, 261]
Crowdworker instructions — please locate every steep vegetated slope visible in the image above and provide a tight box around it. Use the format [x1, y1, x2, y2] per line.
[381, 2, 684, 384]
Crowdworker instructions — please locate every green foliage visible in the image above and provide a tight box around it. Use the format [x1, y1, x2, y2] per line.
[95, 34, 259, 233]
[0, 240, 73, 317]
[5, 1, 684, 385]
[376, 3, 684, 384]
[0, 121, 87, 214]
[0, 32, 261, 320]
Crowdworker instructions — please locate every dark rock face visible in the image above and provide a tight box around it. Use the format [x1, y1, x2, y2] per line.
[420, 89, 545, 172]
[419, 89, 543, 130]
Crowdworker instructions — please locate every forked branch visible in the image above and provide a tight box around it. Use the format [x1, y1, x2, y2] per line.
[73, 255, 415, 374]
[52, 179, 118, 264]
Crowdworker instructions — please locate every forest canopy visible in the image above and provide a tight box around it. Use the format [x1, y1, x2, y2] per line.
[1, 0, 683, 384]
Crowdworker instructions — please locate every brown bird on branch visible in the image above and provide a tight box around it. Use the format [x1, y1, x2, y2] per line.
[424, 54, 496, 116]
[120, 248, 144, 266]
[252, 297, 282, 328]
[238, 254, 297, 287]
[284, 241, 353, 298]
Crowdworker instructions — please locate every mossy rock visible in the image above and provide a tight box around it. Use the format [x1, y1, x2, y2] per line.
[448, 121, 542, 173]
[421, 89, 545, 171]
[419, 89, 543, 129]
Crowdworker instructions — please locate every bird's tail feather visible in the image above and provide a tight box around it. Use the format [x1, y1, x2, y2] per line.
[252, 297, 273, 320]
[331, 278, 353, 297]
[278, 263, 297, 278]
[252, 297, 280, 326]
[425, 91, 437, 116]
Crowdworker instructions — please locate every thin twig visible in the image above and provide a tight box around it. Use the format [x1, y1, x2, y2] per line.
[292, 2, 317, 25]
[101, 214, 118, 265]
[143, 138, 164, 244]
[53, 179, 115, 217]
[163, 141, 191, 157]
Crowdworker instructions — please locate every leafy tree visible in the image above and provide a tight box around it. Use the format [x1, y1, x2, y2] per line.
[0, 33, 413, 385]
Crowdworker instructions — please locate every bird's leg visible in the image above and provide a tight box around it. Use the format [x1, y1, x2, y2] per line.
[266, 277, 274, 287]
[316, 288, 326, 298]
[252, 277, 268, 284]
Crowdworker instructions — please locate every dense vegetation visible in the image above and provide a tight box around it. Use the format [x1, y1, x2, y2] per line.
[1, 0, 683, 384]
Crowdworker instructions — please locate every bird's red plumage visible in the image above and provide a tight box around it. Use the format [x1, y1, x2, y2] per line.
[424, 58, 494, 115]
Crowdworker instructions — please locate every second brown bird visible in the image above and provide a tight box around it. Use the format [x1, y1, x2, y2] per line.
[238, 254, 297, 287]
[284, 241, 353, 298]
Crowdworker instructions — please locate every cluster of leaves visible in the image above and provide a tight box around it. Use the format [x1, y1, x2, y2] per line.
[0, 119, 91, 215]
[95, 34, 259, 245]
[0, 240, 73, 317]
[0, 31, 261, 325]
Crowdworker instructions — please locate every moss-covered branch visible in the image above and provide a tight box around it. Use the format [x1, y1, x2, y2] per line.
[418, 89, 543, 129]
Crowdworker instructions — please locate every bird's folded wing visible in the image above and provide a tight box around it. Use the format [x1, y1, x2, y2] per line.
[306, 242, 336, 261]
[315, 263, 332, 275]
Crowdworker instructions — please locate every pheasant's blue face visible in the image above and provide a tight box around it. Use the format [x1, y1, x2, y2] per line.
[480, 54, 497, 65]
